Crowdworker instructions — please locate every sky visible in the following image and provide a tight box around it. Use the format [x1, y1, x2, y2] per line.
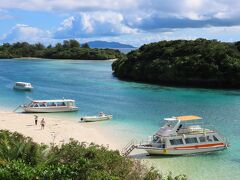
[0, 0, 240, 47]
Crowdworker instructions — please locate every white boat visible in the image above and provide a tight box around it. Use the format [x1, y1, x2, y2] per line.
[136, 115, 229, 155]
[20, 99, 78, 113]
[80, 112, 112, 122]
[14, 82, 33, 91]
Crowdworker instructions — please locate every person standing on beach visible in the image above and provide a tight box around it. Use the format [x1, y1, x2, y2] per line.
[40, 118, 46, 130]
[34, 115, 38, 125]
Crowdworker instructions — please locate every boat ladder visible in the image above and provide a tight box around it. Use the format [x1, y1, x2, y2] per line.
[121, 139, 137, 157]
[13, 105, 23, 112]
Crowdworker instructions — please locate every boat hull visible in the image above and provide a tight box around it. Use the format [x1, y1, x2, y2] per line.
[23, 107, 78, 113]
[138, 143, 227, 155]
[14, 86, 33, 91]
[81, 115, 112, 122]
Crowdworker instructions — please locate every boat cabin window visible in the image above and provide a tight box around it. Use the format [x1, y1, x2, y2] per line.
[213, 135, 219, 141]
[207, 136, 213, 142]
[16, 83, 25, 87]
[170, 139, 184, 145]
[47, 102, 56, 106]
[39, 103, 46, 107]
[199, 136, 206, 142]
[33, 103, 39, 107]
[56, 102, 66, 106]
[185, 137, 198, 144]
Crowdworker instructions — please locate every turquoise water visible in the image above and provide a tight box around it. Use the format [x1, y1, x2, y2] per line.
[0, 59, 240, 179]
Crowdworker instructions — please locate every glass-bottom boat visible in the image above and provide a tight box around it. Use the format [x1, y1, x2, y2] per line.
[20, 99, 79, 113]
[13, 82, 33, 91]
[137, 115, 229, 155]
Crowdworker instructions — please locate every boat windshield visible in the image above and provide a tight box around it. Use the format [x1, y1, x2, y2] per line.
[68, 102, 73, 106]
[16, 83, 26, 87]
[165, 120, 177, 128]
[153, 135, 159, 143]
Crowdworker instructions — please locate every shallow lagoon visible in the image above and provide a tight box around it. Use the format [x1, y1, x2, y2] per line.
[0, 59, 240, 179]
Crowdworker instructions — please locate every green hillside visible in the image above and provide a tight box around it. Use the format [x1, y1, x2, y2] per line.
[112, 39, 240, 88]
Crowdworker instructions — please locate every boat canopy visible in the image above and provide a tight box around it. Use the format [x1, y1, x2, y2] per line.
[164, 117, 177, 121]
[176, 115, 202, 121]
[164, 115, 202, 121]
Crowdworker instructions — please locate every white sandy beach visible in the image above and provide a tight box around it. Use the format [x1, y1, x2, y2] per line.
[0, 110, 118, 149]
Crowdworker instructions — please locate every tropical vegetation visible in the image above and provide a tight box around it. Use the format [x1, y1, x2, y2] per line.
[0, 130, 186, 179]
[112, 39, 240, 88]
[0, 39, 124, 60]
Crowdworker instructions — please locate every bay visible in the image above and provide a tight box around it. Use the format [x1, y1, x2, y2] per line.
[0, 59, 239, 179]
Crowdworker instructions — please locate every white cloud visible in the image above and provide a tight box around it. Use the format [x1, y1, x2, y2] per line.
[0, 24, 51, 43]
[54, 12, 138, 38]
[0, 0, 239, 21]
[0, 0, 240, 34]
[0, 9, 12, 19]
[0, 0, 138, 12]
[1, 0, 240, 46]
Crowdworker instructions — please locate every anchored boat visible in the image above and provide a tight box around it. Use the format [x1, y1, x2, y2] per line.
[135, 115, 229, 156]
[14, 82, 33, 91]
[80, 112, 112, 122]
[19, 99, 78, 113]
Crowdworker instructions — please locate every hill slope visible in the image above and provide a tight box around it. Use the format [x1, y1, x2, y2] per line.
[87, 41, 135, 48]
[112, 39, 240, 88]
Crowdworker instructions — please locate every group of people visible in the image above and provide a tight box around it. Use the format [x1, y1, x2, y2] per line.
[34, 115, 46, 130]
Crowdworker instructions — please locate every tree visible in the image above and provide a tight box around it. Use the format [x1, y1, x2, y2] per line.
[69, 39, 80, 48]
[55, 43, 63, 50]
[0, 40, 124, 60]
[34, 43, 45, 50]
[112, 39, 240, 88]
[82, 43, 90, 48]
[0, 130, 186, 179]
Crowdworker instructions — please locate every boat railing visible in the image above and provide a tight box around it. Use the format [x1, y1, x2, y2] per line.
[174, 122, 217, 136]
[122, 139, 137, 151]
[121, 139, 138, 156]
[183, 122, 216, 130]
[138, 138, 152, 146]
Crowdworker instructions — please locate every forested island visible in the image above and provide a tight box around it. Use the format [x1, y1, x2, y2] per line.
[0, 130, 186, 179]
[112, 39, 240, 88]
[0, 39, 124, 60]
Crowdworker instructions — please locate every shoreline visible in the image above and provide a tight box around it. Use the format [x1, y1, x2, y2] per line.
[13, 57, 43, 59]
[0, 110, 119, 150]
[11, 57, 117, 61]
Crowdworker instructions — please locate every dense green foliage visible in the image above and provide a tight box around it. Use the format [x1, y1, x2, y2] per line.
[0, 130, 186, 179]
[112, 39, 240, 88]
[0, 40, 124, 60]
